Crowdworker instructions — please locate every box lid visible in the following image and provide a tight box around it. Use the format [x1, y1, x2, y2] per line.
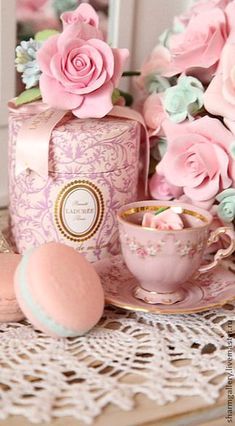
[9, 103, 140, 175]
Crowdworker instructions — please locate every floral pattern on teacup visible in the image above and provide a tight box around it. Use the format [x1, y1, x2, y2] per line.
[120, 232, 205, 259]
[174, 240, 204, 258]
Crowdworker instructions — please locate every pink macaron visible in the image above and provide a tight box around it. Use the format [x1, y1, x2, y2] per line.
[0, 253, 24, 323]
[14, 242, 105, 337]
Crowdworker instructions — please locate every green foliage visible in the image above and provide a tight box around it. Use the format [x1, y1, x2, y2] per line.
[15, 88, 42, 106]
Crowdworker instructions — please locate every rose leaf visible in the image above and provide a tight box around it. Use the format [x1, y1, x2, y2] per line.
[15, 88, 42, 106]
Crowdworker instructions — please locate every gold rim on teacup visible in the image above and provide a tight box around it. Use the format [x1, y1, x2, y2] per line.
[117, 201, 235, 306]
[117, 203, 210, 233]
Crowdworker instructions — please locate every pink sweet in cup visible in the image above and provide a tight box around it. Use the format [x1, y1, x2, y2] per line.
[117, 200, 235, 305]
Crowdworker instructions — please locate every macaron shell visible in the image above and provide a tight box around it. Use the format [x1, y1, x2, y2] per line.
[0, 253, 24, 322]
[14, 261, 66, 337]
[15, 243, 104, 336]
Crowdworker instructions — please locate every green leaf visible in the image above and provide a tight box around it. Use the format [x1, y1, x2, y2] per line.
[112, 88, 121, 105]
[35, 29, 59, 42]
[15, 88, 42, 106]
[154, 207, 170, 216]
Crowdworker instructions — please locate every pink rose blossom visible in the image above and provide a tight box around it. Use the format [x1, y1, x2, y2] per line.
[204, 40, 235, 123]
[176, 0, 230, 29]
[61, 3, 99, 29]
[16, 0, 48, 21]
[204, 3, 235, 123]
[136, 44, 171, 91]
[178, 194, 215, 211]
[142, 210, 184, 231]
[143, 93, 168, 137]
[190, 0, 231, 14]
[149, 172, 183, 201]
[37, 5, 129, 118]
[157, 117, 235, 204]
[165, 8, 227, 81]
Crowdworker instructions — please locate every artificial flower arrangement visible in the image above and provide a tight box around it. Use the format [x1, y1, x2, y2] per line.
[136, 0, 235, 226]
[15, 2, 128, 117]
[11, 2, 143, 261]
[16, 0, 109, 41]
[15, 0, 235, 228]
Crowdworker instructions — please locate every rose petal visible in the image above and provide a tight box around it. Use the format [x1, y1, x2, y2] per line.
[59, 22, 102, 50]
[88, 38, 115, 80]
[213, 143, 231, 188]
[61, 3, 99, 28]
[39, 73, 83, 110]
[111, 48, 129, 87]
[37, 35, 59, 76]
[72, 81, 114, 118]
[184, 174, 220, 201]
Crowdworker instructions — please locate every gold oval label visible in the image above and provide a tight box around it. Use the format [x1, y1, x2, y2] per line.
[55, 180, 104, 242]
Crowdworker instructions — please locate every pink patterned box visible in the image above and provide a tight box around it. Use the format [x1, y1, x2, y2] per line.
[8, 102, 141, 262]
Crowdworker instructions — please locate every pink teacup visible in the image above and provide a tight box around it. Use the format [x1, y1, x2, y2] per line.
[117, 200, 235, 305]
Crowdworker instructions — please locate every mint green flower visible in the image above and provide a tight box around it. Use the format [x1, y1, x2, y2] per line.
[216, 189, 235, 222]
[15, 39, 42, 89]
[163, 75, 204, 123]
[52, 0, 78, 15]
[145, 74, 170, 94]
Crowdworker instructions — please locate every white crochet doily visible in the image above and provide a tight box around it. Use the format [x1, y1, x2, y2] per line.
[0, 303, 234, 424]
[0, 210, 234, 424]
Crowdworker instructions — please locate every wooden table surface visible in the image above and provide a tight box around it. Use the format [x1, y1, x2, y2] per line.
[0, 209, 232, 426]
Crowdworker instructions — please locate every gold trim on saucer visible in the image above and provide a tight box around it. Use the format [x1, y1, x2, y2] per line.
[105, 295, 235, 315]
[55, 180, 104, 242]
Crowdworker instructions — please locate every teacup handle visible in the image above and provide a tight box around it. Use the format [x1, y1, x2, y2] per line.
[198, 227, 235, 274]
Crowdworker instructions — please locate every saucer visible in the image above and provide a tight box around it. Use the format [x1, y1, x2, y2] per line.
[94, 255, 235, 314]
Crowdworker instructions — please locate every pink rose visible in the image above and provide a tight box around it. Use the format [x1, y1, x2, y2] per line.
[204, 40, 235, 123]
[191, 0, 231, 13]
[142, 210, 184, 231]
[136, 44, 171, 91]
[37, 10, 129, 118]
[143, 93, 168, 137]
[178, 194, 215, 211]
[204, 2, 235, 122]
[157, 117, 235, 204]
[149, 172, 183, 201]
[16, 0, 48, 21]
[165, 8, 227, 80]
[176, 0, 230, 28]
[61, 3, 99, 29]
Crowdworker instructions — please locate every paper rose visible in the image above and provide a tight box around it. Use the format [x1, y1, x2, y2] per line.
[157, 117, 235, 204]
[61, 3, 99, 29]
[204, 36, 235, 123]
[142, 209, 184, 231]
[143, 93, 168, 137]
[165, 8, 227, 80]
[149, 172, 183, 201]
[190, 0, 231, 14]
[163, 75, 204, 123]
[37, 6, 129, 118]
[216, 188, 235, 222]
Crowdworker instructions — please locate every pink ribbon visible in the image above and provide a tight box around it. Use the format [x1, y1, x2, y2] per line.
[10, 101, 149, 193]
